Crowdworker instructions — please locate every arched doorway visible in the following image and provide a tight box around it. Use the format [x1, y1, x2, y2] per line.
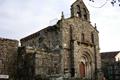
[78, 50, 93, 79]
[79, 62, 85, 78]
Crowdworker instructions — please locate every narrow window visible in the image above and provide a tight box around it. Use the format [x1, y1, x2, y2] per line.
[81, 33, 85, 42]
[83, 8, 87, 20]
[84, 15, 87, 20]
[77, 5, 81, 17]
[91, 32, 94, 43]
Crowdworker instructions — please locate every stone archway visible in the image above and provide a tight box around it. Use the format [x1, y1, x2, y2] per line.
[78, 49, 94, 79]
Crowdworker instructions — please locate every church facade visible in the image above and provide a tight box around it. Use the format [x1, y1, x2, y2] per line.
[18, 0, 101, 80]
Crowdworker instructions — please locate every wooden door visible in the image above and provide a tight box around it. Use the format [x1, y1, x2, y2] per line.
[79, 62, 85, 77]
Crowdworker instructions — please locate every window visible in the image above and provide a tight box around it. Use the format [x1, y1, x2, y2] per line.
[91, 32, 94, 43]
[84, 14, 87, 20]
[81, 33, 85, 42]
[83, 8, 87, 20]
[77, 5, 81, 17]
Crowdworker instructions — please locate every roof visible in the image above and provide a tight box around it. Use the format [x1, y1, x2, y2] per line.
[20, 25, 58, 42]
[0, 37, 18, 42]
[101, 51, 120, 59]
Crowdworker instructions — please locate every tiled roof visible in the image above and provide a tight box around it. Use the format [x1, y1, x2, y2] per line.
[101, 51, 120, 59]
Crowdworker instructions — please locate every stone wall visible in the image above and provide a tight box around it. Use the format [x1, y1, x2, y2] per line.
[0, 38, 18, 79]
[20, 25, 61, 52]
[35, 51, 61, 76]
[17, 47, 62, 80]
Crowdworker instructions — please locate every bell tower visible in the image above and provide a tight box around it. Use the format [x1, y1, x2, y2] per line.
[71, 0, 90, 21]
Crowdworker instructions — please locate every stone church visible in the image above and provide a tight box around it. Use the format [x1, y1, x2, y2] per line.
[0, 0, 102, 80]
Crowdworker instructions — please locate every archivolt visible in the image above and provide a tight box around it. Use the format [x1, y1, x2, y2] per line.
[78, 48, 94, 63]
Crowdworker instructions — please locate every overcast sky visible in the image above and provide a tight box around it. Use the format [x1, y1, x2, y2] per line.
[0, 0, 120, 52]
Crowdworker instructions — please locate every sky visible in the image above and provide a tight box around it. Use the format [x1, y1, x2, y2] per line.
[0, 0, 120, 52]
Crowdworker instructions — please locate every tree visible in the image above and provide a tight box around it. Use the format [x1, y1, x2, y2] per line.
[89, 0, 120, 7]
